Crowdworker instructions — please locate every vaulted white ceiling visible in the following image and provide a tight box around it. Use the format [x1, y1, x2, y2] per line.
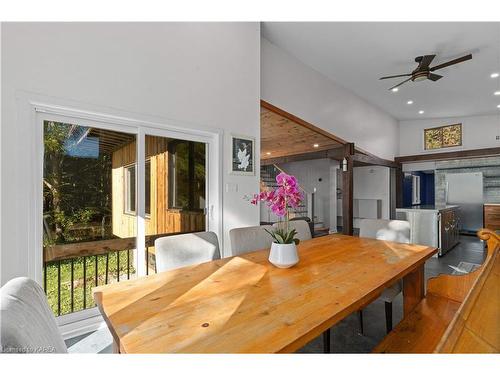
[262, 22, 500, 121]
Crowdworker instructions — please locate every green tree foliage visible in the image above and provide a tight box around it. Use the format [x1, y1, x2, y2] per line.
[43, 121, 113, 245]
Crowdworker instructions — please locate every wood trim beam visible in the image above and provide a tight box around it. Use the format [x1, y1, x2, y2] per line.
[342, 143, 355, 236]
[261, 100, 347, 146]
[395, 147, 500, 164]
[261, 146, 345, 166]
[352, 153, 399, 168]
[44, 230, 200, 262]
[395, 164, 403, 209]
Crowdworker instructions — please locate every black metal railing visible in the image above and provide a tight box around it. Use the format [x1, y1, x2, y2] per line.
[43, 249, 135, 316]
[260, 164, 315, 222]
[43, 230, 198, 316]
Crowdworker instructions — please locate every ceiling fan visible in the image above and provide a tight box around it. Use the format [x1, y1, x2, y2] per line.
[380, 53, 472, 90]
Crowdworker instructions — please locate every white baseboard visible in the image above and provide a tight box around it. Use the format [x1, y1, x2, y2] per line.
[58, 309, 106, 340]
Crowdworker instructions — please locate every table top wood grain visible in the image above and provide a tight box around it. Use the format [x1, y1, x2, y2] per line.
[94, 234, 437, 353]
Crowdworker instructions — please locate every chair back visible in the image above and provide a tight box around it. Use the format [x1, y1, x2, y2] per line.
[0, 277, 67, 353]
[359, 219, 410, 244]
[229, 225, 273, 256]
[155, 231, 221, 273]
[272, 220, 312, 242]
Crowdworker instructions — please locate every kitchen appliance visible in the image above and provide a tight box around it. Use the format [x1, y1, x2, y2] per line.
[445, 172, 484, 233]
[396, 205, 460, 256]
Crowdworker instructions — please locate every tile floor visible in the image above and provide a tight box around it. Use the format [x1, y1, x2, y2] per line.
[66, 235, 486, 354]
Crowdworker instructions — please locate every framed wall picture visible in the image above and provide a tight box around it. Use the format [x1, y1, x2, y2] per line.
[424, 123, 462, 150]
[230, 134, 255, 175]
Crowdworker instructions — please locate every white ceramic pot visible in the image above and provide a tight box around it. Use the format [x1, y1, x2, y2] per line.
[268, 242, 299, 268]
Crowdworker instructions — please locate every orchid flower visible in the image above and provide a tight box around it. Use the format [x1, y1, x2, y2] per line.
[249, 172, 304, 244]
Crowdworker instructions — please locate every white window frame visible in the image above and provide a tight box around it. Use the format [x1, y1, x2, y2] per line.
[124, 164, 137, 215]
[27, 99, 223, 338]
[124, 161, 152, 217]
[412, 175, 421, 205]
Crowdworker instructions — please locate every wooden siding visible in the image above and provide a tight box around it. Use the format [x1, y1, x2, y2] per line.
[111, 138, 205, 241]
[112, 141, 137, 238]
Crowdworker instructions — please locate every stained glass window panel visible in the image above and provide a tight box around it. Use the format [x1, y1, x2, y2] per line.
[442, 124, 462, 147]
[424, 124, 462, 150]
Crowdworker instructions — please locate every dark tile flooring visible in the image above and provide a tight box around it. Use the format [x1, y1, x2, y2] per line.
[66, 235, 486, 353]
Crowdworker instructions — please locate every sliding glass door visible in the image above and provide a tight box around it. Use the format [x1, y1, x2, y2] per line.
[40, 113, 214, 321]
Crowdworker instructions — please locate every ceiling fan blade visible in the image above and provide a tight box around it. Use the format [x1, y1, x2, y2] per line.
[388, 77, 412, 91]
[380, 73, 412, 80]
[430, 54, 472, 71]
[418, 54, 436, 70]
[428, 73, 443, 81]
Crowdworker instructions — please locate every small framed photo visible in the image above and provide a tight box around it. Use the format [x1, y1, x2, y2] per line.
[230, 134, 255, 175]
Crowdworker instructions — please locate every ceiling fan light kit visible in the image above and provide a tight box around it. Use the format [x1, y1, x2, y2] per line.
[380, 53, 472, 90]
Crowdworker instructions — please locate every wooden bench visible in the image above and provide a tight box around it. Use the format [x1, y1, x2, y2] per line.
[373, 229, 499, 353]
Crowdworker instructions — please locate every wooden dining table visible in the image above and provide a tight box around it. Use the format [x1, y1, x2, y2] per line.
[93, 234, 437, 353]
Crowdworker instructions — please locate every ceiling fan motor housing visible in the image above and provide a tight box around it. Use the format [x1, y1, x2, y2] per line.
[412, 71, 429, 82]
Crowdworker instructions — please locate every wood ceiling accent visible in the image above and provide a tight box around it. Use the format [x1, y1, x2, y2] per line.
[87, 128, 136, 154]
[261, 105, 343, 160]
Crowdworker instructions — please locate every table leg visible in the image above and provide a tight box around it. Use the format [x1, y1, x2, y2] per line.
[402, 264, 425, 317]
[323, 329, 331, 353]
[112, 338, 120, 354]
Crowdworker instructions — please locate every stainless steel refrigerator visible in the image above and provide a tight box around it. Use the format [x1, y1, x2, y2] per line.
[445, 172, 484, 233]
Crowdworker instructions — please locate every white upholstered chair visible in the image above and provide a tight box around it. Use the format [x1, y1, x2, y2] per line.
[272, 220, 312, 242]
[358, 218, 411, 333]
[0, 277, 67, 353]
[229, 225, 274, 256]
[155, 231, 221, 273]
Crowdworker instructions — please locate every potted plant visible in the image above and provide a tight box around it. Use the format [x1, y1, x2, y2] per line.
[250, 172, 303, 268]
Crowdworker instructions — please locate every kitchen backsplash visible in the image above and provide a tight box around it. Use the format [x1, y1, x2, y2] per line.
[435, 156, 500, 205]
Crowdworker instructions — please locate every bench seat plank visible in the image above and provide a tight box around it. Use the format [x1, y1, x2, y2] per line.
[374, 229, 499, 354]
[373, 294, 461, 353]
[438, 251, 499, 352]
[464, 254, 499, 350]
[452, 327, 497, 353]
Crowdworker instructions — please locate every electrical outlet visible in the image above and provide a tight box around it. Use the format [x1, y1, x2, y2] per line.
[496, 135, 500, 141]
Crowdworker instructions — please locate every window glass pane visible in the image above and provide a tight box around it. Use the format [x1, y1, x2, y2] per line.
[145, 161, 151, 216]
[125, 165, 136, 214]
[43, 121, 136, 317]
[424, 128, 442, 150]
[194, 142, 206, 209]
[144, 135, 206, 275]
[442, 124, 462, 147]
[424, 124, 462, 150]
[169, 141, 206, 210]
[173, 142, 190, 209]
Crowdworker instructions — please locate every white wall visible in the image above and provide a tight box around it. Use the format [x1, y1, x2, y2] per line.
[1, 22, 260, 284]
[261, 38, 399, 160]
[399, 114, 500, 156]
[353, 166, 391, 220]
[279, 159, 338, 229]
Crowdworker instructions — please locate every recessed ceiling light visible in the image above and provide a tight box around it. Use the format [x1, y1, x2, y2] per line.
[407, 100, 413, 105]
[418, 110, 425, 114]
[313, 144, 319, 148]
[491, 73, 500, 78]
[497, 104, 500, 109]
[494, 91, 500, 96]
[391, 88, 399, 92]
[266, 152, 271, 155]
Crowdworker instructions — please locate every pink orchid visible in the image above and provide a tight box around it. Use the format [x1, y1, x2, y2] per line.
[249, 172, 303, 218]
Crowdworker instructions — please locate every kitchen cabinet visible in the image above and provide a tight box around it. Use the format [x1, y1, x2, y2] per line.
[484, 204, 500, 231]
